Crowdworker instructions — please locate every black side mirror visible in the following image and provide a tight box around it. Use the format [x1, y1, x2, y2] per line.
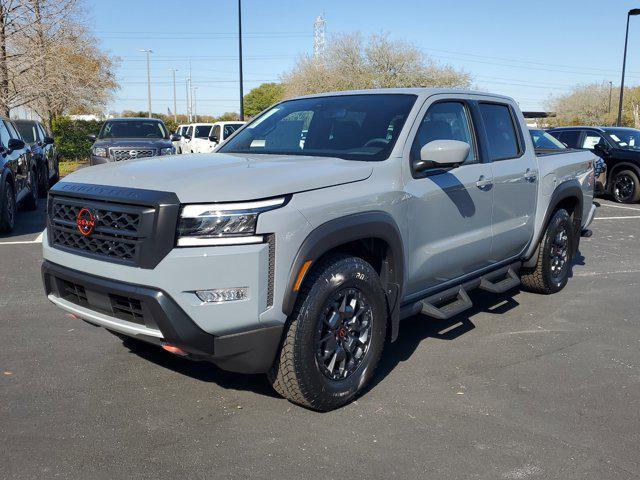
[87, 134, 97, 142]
[208, 135, 219, 143]
[183, 134, 191, 140]
[43, 136, 55, 145]
[170, 133, 181, 142]
[7, 138, 25, 151]
[594, 143, 609, 155]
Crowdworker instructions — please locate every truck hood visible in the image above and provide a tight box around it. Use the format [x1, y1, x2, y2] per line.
[63, 153, 373, 202]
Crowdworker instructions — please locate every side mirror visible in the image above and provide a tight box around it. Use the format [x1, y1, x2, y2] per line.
[413, 140, 470, 172]
[43, 136, 55, 145]
[208, 135, 219, 143]
[183, 134, 191, 140]
[7, 138, 25, 151]
[87, 134, 97, 142]
[594, 143, 609, 155]
[170, 133, 181, 142]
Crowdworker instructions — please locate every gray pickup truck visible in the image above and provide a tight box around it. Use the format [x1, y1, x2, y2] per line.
[42, 89, 597, 411]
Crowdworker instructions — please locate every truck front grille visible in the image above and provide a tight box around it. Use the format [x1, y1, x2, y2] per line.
[49, 196, 153, 266]
[109, 148, 156, 161]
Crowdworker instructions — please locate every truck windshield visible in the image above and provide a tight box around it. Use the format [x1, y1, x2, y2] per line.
[603, 128, 640, 150]
[99, 120, 167, 139]
[530, 129, 566, 149]
[219, 94, 417, 161]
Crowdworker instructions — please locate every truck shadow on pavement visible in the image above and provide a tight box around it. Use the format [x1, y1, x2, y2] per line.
[120, 338, 279, 398]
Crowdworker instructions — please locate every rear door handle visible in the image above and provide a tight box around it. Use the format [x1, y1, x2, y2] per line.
[476, 175, 493, 190]
[524, 169, 537, 182]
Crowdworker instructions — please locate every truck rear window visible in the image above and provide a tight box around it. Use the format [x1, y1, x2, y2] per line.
[219, 94, 417, 161]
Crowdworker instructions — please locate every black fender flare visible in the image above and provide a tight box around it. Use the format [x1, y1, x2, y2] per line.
[607, 161, 640, 185]
[282, 211, 405, 341]
[525, 179, 584, 266]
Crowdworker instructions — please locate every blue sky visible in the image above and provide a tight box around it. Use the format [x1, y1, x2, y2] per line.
[87, 0, 640, 116]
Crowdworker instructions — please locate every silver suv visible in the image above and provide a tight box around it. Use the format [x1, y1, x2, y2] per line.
[42, 89, 596, 410]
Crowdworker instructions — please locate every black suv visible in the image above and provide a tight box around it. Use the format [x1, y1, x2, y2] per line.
[14, 119, 58, 197]
[89, 118, 178, 165]
[0, 118, 39, 233]
[548, 126, 640, 203]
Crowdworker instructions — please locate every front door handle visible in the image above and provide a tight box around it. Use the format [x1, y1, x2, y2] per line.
[524, 169, 537, 182]
[476, 175, 493, 190]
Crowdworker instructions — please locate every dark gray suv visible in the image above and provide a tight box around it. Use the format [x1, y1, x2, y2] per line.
[88, 118, 178, 165]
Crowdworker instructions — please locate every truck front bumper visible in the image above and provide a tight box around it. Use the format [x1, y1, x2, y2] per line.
[42, 260, 283, 374]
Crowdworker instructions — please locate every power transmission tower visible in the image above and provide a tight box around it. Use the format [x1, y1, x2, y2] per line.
[313, 13, 326, 60]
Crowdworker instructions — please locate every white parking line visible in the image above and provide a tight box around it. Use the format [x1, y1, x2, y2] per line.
[595, 215, 640, 220]
[600, 203, 640, 211]
[0, 230, 44, 245]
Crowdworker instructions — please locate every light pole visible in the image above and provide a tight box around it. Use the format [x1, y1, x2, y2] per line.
[617, 9, 640, 126]
[608, 81, 613, 115]
[185, 77, 191, 122]
[140, 49, 153, 118]
[238, 0, 244, 120]
[169, 68, 178, 122]
[193, 86, 198, 122]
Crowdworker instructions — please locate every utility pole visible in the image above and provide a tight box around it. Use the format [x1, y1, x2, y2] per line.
[608, 81, 613, 115]
[238, 0, 244, 120]
[193, 86, 198, 122]
[169, 68, 178, 122]
[140, 49, 153, 118]
[617, 9, 640, 126]
[185, 77, 191, 122]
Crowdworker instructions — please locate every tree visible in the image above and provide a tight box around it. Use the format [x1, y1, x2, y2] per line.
[281, 33, 471, 98]
[243, 82, 285, 116]
[545, 82, 640, 128]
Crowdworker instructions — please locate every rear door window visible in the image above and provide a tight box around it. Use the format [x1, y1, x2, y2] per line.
[194, 125, 212, 138]
[555, 130, 580, 148]
[0, 121, 10, 148]
[479, 103, 521, 160]
[581, 132, 607, 149]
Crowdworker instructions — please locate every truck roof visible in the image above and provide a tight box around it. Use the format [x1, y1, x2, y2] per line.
[296, 87, 515, 103]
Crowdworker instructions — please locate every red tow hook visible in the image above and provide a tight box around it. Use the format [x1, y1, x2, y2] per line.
[162, 343, 189, 356]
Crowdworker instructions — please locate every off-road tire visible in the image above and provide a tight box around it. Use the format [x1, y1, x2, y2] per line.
[0, 180, 16, 233]
[521, 208, 574, 294]
[22, 168, 38, 211]
[51, 158, 60, 185]
[610, 169, 640, 204]
[268, 254, 387, 411]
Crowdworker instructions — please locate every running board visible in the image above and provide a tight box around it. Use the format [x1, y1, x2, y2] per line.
[420, 287, 473, 320]
[479, 267, 521, 294]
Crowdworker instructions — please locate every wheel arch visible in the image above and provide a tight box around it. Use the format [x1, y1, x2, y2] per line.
[608, 161, 640, 180]
[524, 179, 583, 267]
[282, 211, 405, 342]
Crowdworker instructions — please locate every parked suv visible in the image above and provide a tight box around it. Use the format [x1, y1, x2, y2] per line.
[173, 124, 189, 154]
[14, 119, 59, 196]
[0, 118, 38, 233]
[43, 89, 596, 410]
[89, 118, 178, 165]
[548, 126, 640, 203]
[200, 121, 246, 153]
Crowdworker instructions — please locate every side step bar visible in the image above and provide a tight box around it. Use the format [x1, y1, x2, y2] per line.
[420, 287, 472, 320]
[403, 262, 522, 321]
[479, 267, 520, 294]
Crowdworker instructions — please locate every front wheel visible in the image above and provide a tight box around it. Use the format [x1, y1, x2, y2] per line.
[0, 180, 16, 233]
[610, 169, 640, 204]
[521, 208, 574, 294]
[38, 163, 49, 198]
[269, 254, 387, 411]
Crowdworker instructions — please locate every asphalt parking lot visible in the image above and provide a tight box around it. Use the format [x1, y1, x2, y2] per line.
[1, 198, 639, 480]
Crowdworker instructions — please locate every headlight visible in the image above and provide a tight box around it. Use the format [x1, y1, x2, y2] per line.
[176, 197, 286, 247]
[160, 147, 175, 155]
[93, 147, 107, 157]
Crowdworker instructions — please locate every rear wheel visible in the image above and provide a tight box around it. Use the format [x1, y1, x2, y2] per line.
[0, 180, 16, 233]
[521, 208, 574, 294]
[610, 169, 640, 203]
[269, 254, 387, 411]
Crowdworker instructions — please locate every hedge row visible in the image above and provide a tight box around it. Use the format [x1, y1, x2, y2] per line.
[51, 117, 103, 161]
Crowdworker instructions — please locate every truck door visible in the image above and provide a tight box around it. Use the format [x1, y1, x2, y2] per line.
[404, 98, 494, 296]
[477, 102, 538, 261]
